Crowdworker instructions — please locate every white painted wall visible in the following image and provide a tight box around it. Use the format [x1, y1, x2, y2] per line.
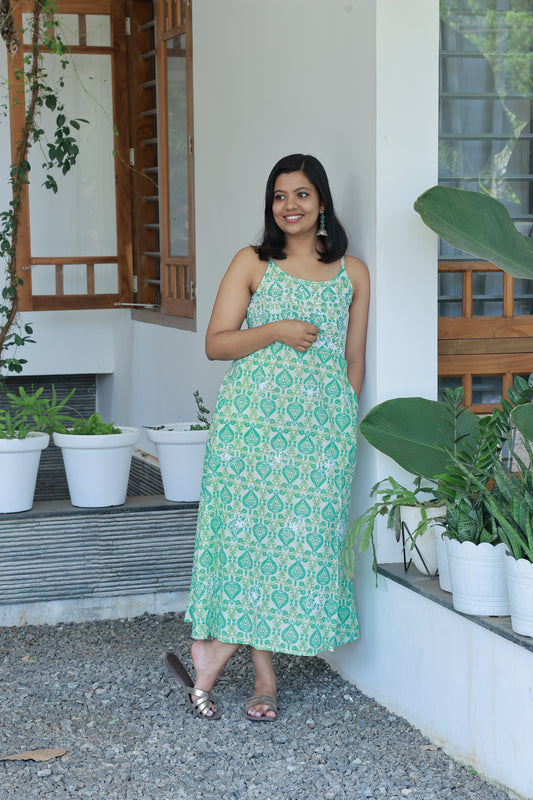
[326, 576, 533, 800]
[127, 0, 380, 451]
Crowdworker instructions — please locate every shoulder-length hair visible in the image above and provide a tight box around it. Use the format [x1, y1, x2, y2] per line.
[255, 154, 348, 263]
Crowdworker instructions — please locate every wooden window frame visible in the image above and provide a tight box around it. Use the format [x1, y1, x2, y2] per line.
[438, 261, 533, 412]
[128, 0, 196, 325]
[7, 0, 133, 311]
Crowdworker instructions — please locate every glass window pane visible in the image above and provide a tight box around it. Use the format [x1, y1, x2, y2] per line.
[166, 34, 188, 257]
[472, 375, 502, 405]
[439, 273, 463, 317]
[439, 4, 533, 254]
[514, 278, 533, 316]
[86, 16, 111, 47]
[27, 53, 117, 258]
[94, 263, 118, 294]
[63, 264, 86, 294]
[30, 265, 56, 295]
[55, 15, 81, 47]
[438, 376, 462, 401]
[472, 272, 503, 316]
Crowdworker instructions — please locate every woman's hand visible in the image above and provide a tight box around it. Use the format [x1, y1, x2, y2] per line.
[274, 320, 320, 352]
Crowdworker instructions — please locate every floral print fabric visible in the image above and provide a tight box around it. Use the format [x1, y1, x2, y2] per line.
[185, 258, 359, 655]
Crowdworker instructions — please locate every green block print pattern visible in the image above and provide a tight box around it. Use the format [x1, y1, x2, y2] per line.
[185, 258, 360, 656]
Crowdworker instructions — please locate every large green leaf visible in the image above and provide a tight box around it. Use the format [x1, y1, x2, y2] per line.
[511, 404, 533, 442]
[359, 396, 480, 479]
[414, 185, 533, 279]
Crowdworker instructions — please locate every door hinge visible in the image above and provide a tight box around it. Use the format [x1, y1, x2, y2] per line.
[190, 280, 196, 300]
[133, 275, 138, 293]
[125, 17, 131, 36]
[188, 135, 193, 156]
[129, 147, 135, 166]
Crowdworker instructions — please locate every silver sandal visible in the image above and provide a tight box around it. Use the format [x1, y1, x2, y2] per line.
[165, 652, 222, 720]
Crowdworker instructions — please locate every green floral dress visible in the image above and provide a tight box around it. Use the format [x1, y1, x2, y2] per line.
[185, 257, 359, 655]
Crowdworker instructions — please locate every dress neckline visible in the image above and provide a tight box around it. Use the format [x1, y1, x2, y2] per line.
[269, 257, 345, 285]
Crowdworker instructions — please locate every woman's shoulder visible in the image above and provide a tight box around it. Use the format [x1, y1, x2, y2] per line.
[227, 246, 268, 291]
[343, 255, 369, 293]
[231, 245, 264, 267]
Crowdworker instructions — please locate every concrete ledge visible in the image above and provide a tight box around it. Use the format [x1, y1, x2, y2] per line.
[378, 562, 533, 654]
[0, 497, 198, 624]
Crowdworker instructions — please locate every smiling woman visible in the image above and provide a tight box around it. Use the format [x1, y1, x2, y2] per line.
[164, 153, 370, 723]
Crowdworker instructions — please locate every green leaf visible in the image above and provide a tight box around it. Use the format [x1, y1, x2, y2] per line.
[359, 396, 480, 479]
[414, 186, 533, 279]
[511, 405, 533, 442]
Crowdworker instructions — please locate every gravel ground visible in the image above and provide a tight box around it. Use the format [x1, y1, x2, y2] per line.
[0, 612, 513, 800]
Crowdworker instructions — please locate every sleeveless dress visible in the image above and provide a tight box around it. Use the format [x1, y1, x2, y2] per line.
[185, 257, 359, 656]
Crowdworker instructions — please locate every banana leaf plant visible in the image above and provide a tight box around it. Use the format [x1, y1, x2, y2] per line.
[413, 185, 533, 278]
[343, 378, 533, 576]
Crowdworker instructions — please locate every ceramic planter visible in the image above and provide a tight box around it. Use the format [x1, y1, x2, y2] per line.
[53, 427, 140, 507]
[0, 432, 49, 513]
[445, 538, 509, 616]
[504, 553, 533, 638]
[400, 505, 445, 576]
[433, 524, 452, 592]
[145, 424, 208, 502]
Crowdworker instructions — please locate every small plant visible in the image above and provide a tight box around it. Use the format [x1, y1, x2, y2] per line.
[343, 476, 439, 580]
[190, 390, 210, 430]
[67, 413, 122, 436]
[0, 385, 76, 439]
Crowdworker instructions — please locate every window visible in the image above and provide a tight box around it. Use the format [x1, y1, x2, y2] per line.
[438, 0, 533, 411]
[128, 0, 195, 323]
[6, 0, 195, 322]
[7, 0, 133, 311]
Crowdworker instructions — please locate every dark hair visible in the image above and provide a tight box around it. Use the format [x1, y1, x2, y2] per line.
[255, 154, 348, 263]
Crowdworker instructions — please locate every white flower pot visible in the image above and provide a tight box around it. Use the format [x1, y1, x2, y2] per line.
[400, 505, 444, 576]
[146, 424, 208, 502]
[433, 524, 452, 592]
[446, 538, 509, 616]
[505, 553, 533, 638]
[0, 432, 49, 513]
[53, 427, 140, 507]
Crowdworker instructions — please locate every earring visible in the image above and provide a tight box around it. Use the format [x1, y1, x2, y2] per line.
[316, 210, 327, 237]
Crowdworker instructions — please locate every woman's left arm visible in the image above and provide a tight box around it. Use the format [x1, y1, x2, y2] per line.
[344, 256, 370, 399]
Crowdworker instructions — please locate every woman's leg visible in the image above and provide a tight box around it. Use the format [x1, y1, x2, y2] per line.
[191, 638, 240, 697]
[246, 646, 277, 719]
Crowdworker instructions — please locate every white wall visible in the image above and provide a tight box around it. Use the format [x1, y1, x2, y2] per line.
[328, 0, 440, 704]
[325, 576, 533, 800]
[126, 0, 380, 450]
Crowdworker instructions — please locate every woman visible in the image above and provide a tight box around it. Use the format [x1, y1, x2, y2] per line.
[166, 154, 370, 721]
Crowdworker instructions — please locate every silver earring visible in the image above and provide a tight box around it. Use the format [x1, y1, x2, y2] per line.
[316, 210, 327, 237]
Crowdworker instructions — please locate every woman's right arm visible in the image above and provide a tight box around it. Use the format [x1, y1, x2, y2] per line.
[205, 248, 319, 361]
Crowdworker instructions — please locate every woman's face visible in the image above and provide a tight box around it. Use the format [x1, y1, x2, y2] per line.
[272, 170, 323, 237]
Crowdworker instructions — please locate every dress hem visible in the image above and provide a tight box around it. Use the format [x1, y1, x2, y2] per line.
[184, 619, 360, 658]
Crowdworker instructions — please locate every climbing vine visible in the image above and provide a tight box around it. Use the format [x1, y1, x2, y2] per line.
[0, 0, 86, 377]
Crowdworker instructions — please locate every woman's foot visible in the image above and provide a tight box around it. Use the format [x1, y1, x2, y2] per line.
[191, 639, 240, 717]
[246, 647, 277, 720]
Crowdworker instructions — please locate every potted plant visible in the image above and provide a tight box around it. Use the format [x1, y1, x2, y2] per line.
[348, 475, 443, 582]
[460, 403, 533, 637]
[343, 386, 482, 588]
[0, 385, 75, 513]
[344, 379, 533, 611]
[145, 391, 210, 502]
[53, 412, 140, 508]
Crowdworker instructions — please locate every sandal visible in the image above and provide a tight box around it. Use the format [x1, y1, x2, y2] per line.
[164, 652, 222, 720]
[244, 694, 278, 722]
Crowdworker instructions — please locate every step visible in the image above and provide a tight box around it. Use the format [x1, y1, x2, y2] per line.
[0, 496, 198, 627]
